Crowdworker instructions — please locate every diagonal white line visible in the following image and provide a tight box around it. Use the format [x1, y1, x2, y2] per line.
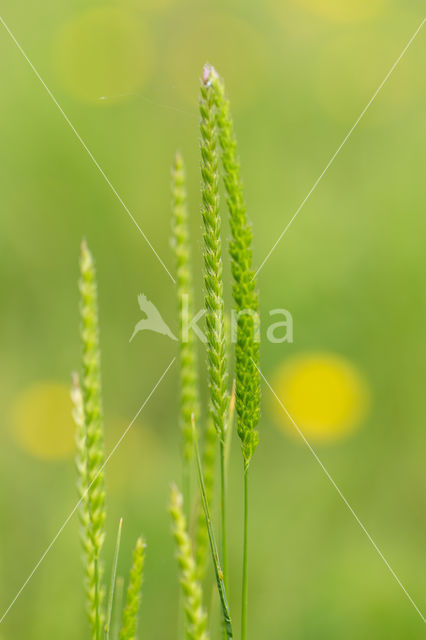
[0, 15, 176, 284]
[0, 357, 176, 626]
[254, 17, 426, 279]
[255, 361, 426, 624]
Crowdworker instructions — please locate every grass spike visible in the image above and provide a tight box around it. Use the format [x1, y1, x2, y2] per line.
[171, 151, 200, 504]
[205, 65, 262, 640]
[200, 63, 230, 592]
[72, 371, 102, 640]
[200, 67, 229, 442]
[72, 371, 98, 637]
[169, 484, 210, 640]
[78, 238, 107, 639]
[72, 371, 88, 516]
[119, 537, 146, 640]
[207, 65, 261, 468]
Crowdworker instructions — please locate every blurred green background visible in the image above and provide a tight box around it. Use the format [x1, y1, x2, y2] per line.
[1, 0, 426, 637]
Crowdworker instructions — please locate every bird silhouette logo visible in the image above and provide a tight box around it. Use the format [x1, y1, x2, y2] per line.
[129, 294, 177, 343]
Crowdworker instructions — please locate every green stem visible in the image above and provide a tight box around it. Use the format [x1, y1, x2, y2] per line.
[193, 420, 233, 639]
[219, 438, 228, 592]
[220, 436, 229, 640]
[241, 465, 249, 640]
[183, 460, 191, 523]
[105, 518, 123, 640]
[95, 555, 100, 640]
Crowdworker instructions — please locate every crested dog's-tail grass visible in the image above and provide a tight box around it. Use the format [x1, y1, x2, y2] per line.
[119, 537, 146, 640]
[200, 65, 230, 595]
[199, 68, 229, 444]
[70, 64, 261, 640]
[208, 65, 260, 469]
[74, 241, 146, 640]
[74, 240, 107, 640]
[171, 152, 200, 508]
[72, 371, 100, 638]
[206, 65, 261, 640]
[169, 484, 210, 640]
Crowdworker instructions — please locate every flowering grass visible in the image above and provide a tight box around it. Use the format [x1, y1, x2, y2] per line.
[73, 65, 260, 639]
[73, 242, 146, 640]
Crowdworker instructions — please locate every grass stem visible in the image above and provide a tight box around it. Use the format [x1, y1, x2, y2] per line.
[193, 419, 233, 640]
[105, 518, 123, 640]
[112, 578, 124, 640]
[241, 466, 249, 640]
[219, 439, 228, 594]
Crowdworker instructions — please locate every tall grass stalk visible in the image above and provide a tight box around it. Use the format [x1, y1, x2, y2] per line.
[72, 371, 97, 633]
[194, 417, 217, 580]
[192, 419, 233, 640]
[171, 152, 200, 508]
[119, 537, 146, 640]
[71, 64, 260, 640]
[209, 65, 260, 468]
[241, 468, 249, 640]
[169, 484, 209, 640]
[75, 239, 107, 640]
[207, 65, 261, 640]
[200, 65, 229, 592]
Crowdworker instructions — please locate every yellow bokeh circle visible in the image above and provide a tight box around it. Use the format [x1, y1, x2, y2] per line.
[167, 13, 266, 110]
[271, 353, 369, 443]
[292, 0, 386, 23]
[55, 7, 154, 104]
[11, 382, 75, 460]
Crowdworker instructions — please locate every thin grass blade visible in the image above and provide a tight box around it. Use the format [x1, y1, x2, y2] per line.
[192, 418, 233, 640]
[105, 518, 123, 640]
[112, 577, 124, 640]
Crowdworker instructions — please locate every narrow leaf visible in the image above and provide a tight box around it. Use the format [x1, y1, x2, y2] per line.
[192, 418, 233, 640]
[105, 518, 123, 640]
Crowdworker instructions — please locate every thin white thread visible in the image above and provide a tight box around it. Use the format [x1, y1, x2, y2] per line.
[0, 15, 176, 284]
[255, 361, 425, 623]
[0, 358, 176, 625]
[254, 17, 426, 279]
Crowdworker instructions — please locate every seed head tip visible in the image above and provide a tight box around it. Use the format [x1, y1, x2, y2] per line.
[202, 63, 218, 87]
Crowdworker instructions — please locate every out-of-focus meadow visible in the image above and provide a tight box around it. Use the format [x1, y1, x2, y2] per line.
[1, 0, 426, 637]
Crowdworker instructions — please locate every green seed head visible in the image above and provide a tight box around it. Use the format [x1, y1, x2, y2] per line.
[169, 484, 209, 640]
[209, 67, 261, 467]
[200, 69, 229, 441]
[171, 152, 200, 462]
[119, 537, 146, 640]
